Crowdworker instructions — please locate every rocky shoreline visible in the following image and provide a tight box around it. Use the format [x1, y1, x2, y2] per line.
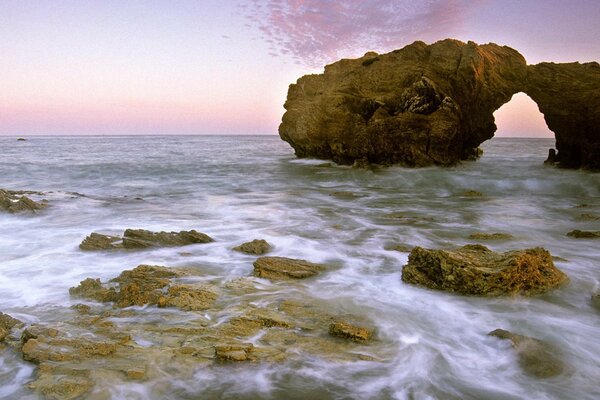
[1, 186, 599, 398]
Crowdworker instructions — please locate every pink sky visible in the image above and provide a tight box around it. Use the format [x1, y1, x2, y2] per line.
[0, 1, 598, 137]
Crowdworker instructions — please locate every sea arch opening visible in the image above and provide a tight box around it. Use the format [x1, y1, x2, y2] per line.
[487, 92, 556, 162]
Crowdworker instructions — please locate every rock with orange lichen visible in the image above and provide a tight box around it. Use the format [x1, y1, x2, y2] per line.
[401, 244, 568, 296]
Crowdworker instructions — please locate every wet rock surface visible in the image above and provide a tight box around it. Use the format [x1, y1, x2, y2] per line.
[10, 265, 378, 398]
[0, 189, 47, 213]
[253, 256, 326, 280]
[329, 318, 374, 342]
[566, 230, 600, 238]
[401, 244, 568, 296]
[233, 239, 272, 255]
[489, 329, 565, 378]
[79, 229, 214, 251]
[280, 39, 600, 170]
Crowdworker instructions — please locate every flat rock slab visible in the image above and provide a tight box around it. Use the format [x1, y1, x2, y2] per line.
[401, 244, 568, 296]
[233, 239, 272, 255]
[253, 256, 325, 280]
[79, 229, 214, 251]
[489, 329, 565, 378]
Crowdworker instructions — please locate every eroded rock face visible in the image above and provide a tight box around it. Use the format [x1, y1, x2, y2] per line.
[489, 329, 565, 378]
[401, 244, 568, 296]
[280, 39, 600, 170]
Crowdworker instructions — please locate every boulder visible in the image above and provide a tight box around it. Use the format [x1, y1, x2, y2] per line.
[566, 230, 600, 238]
[401, 244, 568, 296]
[280, 39, 600, 170]
[253, 256, 326, 280]
[0, 189, 46, 213]
[489, 329, 565, 378]
[233, 239, 272, 255]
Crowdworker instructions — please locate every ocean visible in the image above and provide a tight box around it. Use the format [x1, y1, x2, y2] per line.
[0, 135, 599, 399]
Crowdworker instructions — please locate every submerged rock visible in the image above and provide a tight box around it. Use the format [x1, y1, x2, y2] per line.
[253, 256, 326, 280]
[489, 329, 565, 378]
[566, 230, 600, 238]
[79, 229, 214, 251]
[592, 292, 600, 311]
[233, 239, 272, 255]
[280, 39, 600, 170]
[0, 189, 46, 213]
[401, 244, 568, 296]
[468, 232, 514, 240]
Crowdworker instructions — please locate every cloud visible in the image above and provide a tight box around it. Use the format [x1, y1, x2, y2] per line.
[244, 0, 481, 68]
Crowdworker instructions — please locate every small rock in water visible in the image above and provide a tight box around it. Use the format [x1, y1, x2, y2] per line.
[591, 292, 600, 311]
[384, 243, 414, 253]
[401, 244, 568, 296]
[329, 319, 373, 342]
[468, 232, 514, 240]
[214, 343, 254, 362]
[253, 256, 326, 280]
[233, 239, 272, 255]
[16, 137, 27, 141]
[489, 329, 565, 378]
[459, 190, 484, 197]
[575, 213, 600, 221]
[566, 230, 600, 238]
[122, 229, 214, 248]
[0, 189, 47, 213]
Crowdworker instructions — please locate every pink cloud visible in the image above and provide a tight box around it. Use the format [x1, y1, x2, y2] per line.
[244, 0, 482, 67]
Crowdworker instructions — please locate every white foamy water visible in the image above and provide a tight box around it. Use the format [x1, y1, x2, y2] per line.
[1, 135, 599, 399]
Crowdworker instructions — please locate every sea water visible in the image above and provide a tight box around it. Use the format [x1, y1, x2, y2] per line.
[0, 136, 599, 399]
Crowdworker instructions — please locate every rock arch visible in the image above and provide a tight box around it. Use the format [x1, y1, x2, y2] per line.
[279, 39, 600, 170]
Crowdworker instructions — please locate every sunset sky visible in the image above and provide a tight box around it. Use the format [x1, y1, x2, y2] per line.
[1, 1, 599, 137]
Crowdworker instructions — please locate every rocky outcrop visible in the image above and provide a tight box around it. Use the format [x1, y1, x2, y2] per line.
[489, 329, 565, 378]
[0, 312, 23, 342]
[401, 244, 568, 296]
[280, 39, 600, 170]
[253, 256, 326, 280]
[79, 229, 214, 250]
[592, 292, 600, 311]
[233, 239, 272, 255]
[0, 189, 46, 213]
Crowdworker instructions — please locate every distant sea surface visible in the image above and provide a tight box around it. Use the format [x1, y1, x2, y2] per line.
[1, 136, 599, 399]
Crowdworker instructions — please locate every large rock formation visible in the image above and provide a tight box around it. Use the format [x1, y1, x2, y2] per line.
[280, 39, 600, 170]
